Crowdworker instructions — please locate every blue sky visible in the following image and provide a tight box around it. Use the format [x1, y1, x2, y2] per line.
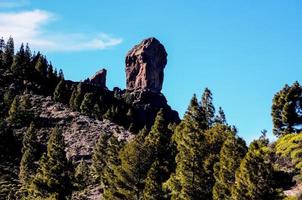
[1, 0, 302, 142]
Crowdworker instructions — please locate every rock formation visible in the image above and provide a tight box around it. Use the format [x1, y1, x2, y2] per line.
[89, 68, 107, 88]
[125, 37, 167, 93]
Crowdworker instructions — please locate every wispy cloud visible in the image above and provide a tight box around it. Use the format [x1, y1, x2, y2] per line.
[0, 0, 29, 8]
[0, 9, 122, 52]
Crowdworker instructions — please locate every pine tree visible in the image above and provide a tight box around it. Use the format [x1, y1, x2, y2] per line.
[24, 43, 32, 78]
[231, 137, 283, 200]
[91, 132, 112, 183]
[202, 124, 234, 197]
[18, 123, 39, 198]
[6, 96, 21, 126]
[214, 107, 227, 125]
[103, 106, 115, 121]
[75, 159, 90, 189]
[53, 80, 68, 103]
[10, 43, 31, 77]
[103, 109, 174, 199]
[272, 82, 302, 136]
[46, 62, 54, 79]
[93, 103, 102, 119]
[69, 87, 77, 110]
[212, 134, 247, 200]
[201, 88, 215, 127]
[3, 87, 16, 108]
[3, 36, 14, 68]
[80, 93, 95, 115]
[105, 128, 150, 200]
[143, 161, 166, 200]
[29, 127, 71, 199]
[73, 83, 85, 111]
[102, 136, 125, 199]
[0, 37, 5, 54]
[164, 94, 209, 200]
[275, 133, 302, 175]
[58, 69, 64, 80]
[35, 55, 48, 79]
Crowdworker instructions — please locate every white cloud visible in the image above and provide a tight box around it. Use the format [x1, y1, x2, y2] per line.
[0, 9, 122, 52]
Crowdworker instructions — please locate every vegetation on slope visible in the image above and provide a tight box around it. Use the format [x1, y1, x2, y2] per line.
[0, 37, 302, 200]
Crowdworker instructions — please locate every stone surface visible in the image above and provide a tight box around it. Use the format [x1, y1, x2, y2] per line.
[125, 37, 167, 93]
[89, 68, 107, 88]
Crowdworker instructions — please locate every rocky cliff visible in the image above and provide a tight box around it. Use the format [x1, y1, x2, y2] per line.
[88, 69, 107, 88]
[125, 37, 167, 93]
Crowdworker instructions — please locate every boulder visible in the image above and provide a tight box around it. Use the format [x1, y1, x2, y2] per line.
[125, 37, 167, 93]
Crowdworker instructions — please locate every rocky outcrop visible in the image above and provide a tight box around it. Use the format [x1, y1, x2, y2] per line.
[125, 37, 167, 93]
[89, 68, 107, 88]
[121, 90, 180, 130]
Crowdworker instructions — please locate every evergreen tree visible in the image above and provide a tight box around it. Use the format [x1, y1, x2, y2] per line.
[143, 161, 166, 200]
[111, 128, 150, 199]
[231, 137, 283, 200]
[0, 37, 5, 54]
[10, 43, 31, 77]
[212, 134, 247, 200]
[29, 127, 71, 199]
[80, 93, 95, 115]
[103, 109, 174, 199]
[58, 69, 64, 80]
[272, 82, 302, 136]
[24, 43, 32, 77]
[91, 132, 112, 183]
[3, 87, 16, 108]
[202, 124, 234, 196]
[214, 107, 227, 125]
[18, 123, 39, 198]
[201, 88, 215, 127]
[20, 94, 32, 113]
[103, 106, 115, 121]
[3, 36, 14, 68]
[74, 159, 90, 189]
[46, 62, 56, 88]
[102, 136, 125, 199]
[46, 62, 54, 79]
[34, 55, 48, 80]
[53, 80, 68, 103]
[164, 94, 208, 200]
[142, 109, 175, 199]
[73, 83, 85, 110]
[69, 87, 77, 110]
[275, 133, 302, 172]
[0, 38, 5, 71]
[93, 103, 102, 120]
[6, 96, 21, 126]
[18, 95, 33, 125]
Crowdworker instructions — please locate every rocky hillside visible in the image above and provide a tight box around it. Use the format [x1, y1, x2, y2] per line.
[28, 95, 133, 161]
[0, 37, 180, 199]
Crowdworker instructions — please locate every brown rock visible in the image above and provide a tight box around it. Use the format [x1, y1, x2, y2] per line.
[125, 37, 167, 93]
[89, 68, 107, 88]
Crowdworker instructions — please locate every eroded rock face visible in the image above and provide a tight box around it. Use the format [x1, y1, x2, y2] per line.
[125, 37, 167, 93]
[89, 68, 107, 88]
